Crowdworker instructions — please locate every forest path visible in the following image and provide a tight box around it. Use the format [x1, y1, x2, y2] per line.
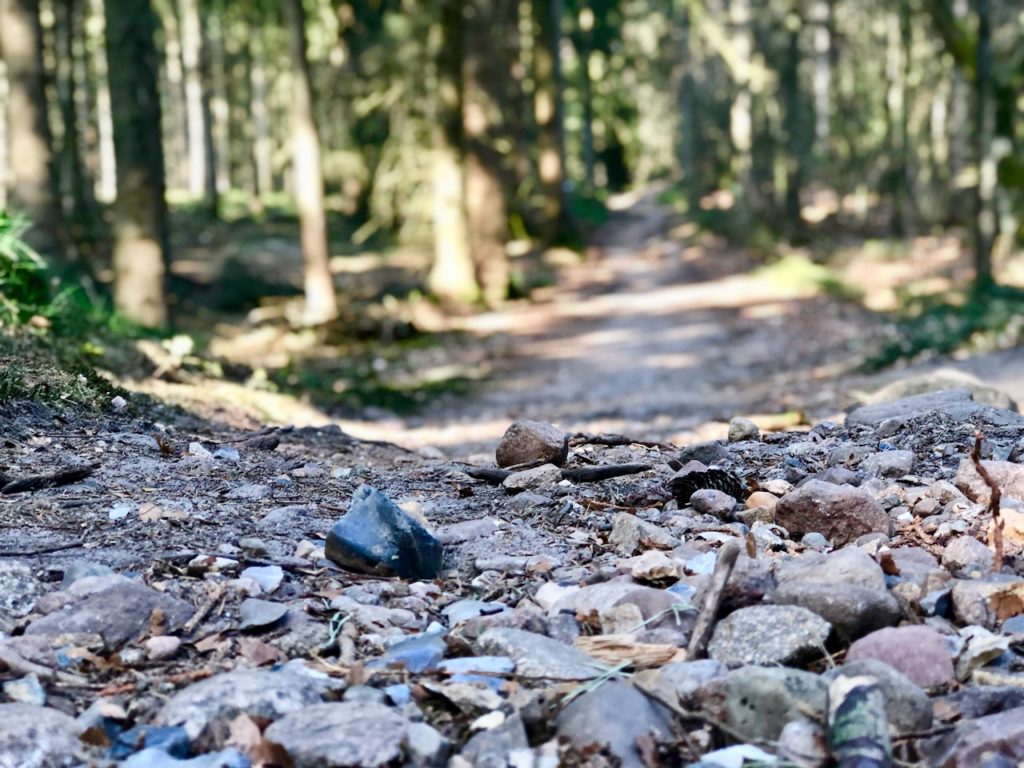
[358, 188, 874, 456]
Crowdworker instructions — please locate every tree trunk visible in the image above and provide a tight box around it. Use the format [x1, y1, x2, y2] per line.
[728, 0, 756, 216]
[1, 0, 62, 254]
[283, 0, 338, 324]
[810, 0, 832, 150]
[86, 0, 117, 203]
[673, 0, 699, 209]
[533, 0, 570, 242]
[206, 2, 230, 198]
[973, 0, 996, 288]
[577, 5, 595, 191]
[156, 0, 188, 193]
[55, 0, 94, 240]
[104, 0, 169, 327]
[781, 5, 805, 233]
[178, 0, 213, 204]
[249, 28, 273, 199]
[463, 0, 510, 307]
[428, 0, 478, 306]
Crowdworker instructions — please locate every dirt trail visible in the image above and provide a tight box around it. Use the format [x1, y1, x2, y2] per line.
[360, 189, 873, 455]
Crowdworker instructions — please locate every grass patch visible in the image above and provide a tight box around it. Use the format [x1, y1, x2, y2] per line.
[864, 284, 1024, 371]
[752, 254, 861, 301]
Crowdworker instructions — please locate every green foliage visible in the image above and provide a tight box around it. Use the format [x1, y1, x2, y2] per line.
[0, 213, 49, 327]
[865, 284, 1024, 371]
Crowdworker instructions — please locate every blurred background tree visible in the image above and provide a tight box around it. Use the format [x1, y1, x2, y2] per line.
[0, 0, 1020, 334]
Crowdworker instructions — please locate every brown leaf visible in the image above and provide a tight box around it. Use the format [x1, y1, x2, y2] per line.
[194, 632, 227, 653]
[238, 637, 287, 667]
[877, 552, 901, 576]
[148, 607, 167, 637]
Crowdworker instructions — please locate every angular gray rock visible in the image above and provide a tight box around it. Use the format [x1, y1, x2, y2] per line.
[775, 546, 888, 591]
[556, 680, 672, 768]
[264, 701, 409, 768]
[775, 481, 891, 546]
[860, 450, 915, 478]
[956, 458, 1024, 505]
[772, 580, 900, 643]
[495, 420, 569, 468]
[708, 605, 831, 667]
[649, 660, 728, 703]
[25, 577, 194, 651]
[824, 659, 932, 734]
[846, 388, 1024, 428]
[474, 627, 607, 680]
[0, 703, 83, 768]
[951, 576, 1024, 629]
[697, 666, 828, 742]
[459, 714, 529, 768]
[689, 489, 737, 518]
[325, 485, 443, 579]
[928, 706, 1024, 768]
[943, 536, 996, 573]
[157, 667, 338, 738]
[501, 463, 562, 492]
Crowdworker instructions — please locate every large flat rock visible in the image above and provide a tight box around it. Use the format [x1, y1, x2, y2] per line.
[846, 388, 1024, 428]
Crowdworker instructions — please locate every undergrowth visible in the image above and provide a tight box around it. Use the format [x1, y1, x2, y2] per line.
[864, 284, 1024, 371]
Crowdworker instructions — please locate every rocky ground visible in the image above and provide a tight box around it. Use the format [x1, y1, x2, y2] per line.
[4, 381, 1024, 767]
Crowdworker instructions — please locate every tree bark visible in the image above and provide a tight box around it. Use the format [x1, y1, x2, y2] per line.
[55, 0, 94, 239]
[86, 0, 117, 203]
[249, 28, 273, 199]
[1, 0, 62, 254]
[283, 0, 338, 324]
[533, 0, 570, 243]
[463, 0, 510, 307]
[810, 0, 832, 150]
[104, 0, 170, 327]
[178, 0, 214, 204]
[728, 0, 756, 217]
[973, 0, 996, 288]
[428, 0, 478, 306]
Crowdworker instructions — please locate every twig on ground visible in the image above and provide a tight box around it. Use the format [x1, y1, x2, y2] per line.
[459, 463, 652, 486]
[0, 541, 86, 557]
[570, 432, 676, 451]
[971, 431, 1004, 570]
[0, 646, 89, 686]
[2, 463, 99, 494]
[685, 539, 741, 661]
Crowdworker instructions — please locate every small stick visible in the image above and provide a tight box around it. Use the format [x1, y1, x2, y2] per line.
[560, 463, 652, 483]
[0, 646, 88, 686]
[570, 432, 676, 451]
[460, 463, 652, 486]
[2, 463, 99, 495]
[971, 431, 1004, 570]
[685, 539, 741, 661]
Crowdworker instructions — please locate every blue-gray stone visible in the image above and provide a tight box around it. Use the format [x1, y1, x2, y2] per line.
[438, 656, 515, 689]
[325, 486, 443, 579]
[110, 725, 190, 760]
[369, 631, 447, 673]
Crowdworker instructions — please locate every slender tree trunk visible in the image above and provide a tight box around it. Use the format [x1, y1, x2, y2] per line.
[781, 4, 805, 233]
[728, 0, 756, 216]
[86, 0, 116, 203]
[249, 29, 273, 199]
[206, 2, 230, 198]
[283, 0, 338, 324]
[973, 0, 996, 288]
[533, 0, 570, 242]
[429, 0, 478, 306]
[463, 0, 510, 307]
[811, 0, 832, 151]
[156, 0, 188, 192]
[55, 0, 93, 237]
[577, 6, 595, 191]
[1, 0, 61, 254]
[178, 0, 212, 204]
[104, 0, 169, 327]
[673, 0, 699, 209]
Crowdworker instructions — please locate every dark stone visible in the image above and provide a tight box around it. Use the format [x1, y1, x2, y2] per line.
[556, 681, 672, 768]
[325, 485, 443, 579]
[110, 725, 190, 760]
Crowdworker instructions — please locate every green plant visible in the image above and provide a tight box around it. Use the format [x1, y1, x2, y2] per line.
[0, 212, 49, 327]
[864, 284, 1024, 371]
